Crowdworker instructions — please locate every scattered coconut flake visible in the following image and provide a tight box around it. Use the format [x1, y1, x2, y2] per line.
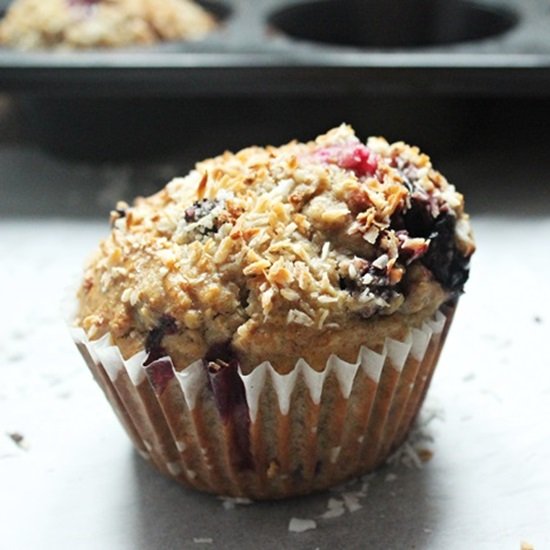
[386, 404, 443, 469]
[219, 496, 253, 510]
[342, 492, 363, 513]
[402, 442, 424, 469]
[218, 400, 447, 533]
[288, 518, 317, 533]
[7, 432, 29, 451]
[320, 498, 346, 519]
[357, 481, 369, 497]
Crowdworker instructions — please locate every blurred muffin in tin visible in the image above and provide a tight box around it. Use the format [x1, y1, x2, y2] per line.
[72, 125, 475, 498]
[0, 0, 217, 50]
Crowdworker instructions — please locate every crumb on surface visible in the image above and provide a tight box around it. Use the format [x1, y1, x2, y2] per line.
[288, 518, 317, 533]
[320, 498, 346, 519]
[7, 432, 28, 450]
[342, 492, 362, 513]
[417, 448, 434, 463]
[219, 496, 253, 510]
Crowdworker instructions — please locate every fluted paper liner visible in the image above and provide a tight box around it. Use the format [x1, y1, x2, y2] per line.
[71, 305, 455, 499]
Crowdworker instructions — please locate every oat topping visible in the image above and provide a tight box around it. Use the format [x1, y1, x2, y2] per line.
[77, 125, 474, 369]
[0, 0, 216, 50]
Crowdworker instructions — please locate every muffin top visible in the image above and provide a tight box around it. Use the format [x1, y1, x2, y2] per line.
[77, 126, 475, 373]
[0, 0, 216, 50]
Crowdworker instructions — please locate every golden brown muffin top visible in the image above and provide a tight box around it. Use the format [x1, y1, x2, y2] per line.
[0, 0, 216, 50]
[76, 125, 474, 372]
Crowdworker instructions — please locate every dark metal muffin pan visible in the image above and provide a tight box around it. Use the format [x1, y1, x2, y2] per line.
[0, 0, 550, 96]
[269, 0, 518, 49]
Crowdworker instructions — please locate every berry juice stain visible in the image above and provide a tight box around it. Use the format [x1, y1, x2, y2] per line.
[142, 315, 179, 394]
[205, 342, 253, 470]
[144, 314, 178, 365]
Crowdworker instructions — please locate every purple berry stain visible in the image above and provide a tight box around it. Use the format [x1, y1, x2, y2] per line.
[184, 198, 218, 223]
[391, 198, 470, 294]
[423, 213, 470, 294]
[144, 315, 178, 364]
[338, 258, 400, 317]
[143, 315, 178, 394]
[204, 342, 253, 471]
[144, 358, 175, 394]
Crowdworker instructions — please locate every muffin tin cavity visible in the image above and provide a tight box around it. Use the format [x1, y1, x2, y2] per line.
[198, 0, 232, 24]
[268, 0, 519, 49]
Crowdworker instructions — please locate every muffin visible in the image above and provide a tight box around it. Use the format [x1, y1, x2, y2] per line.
[0, 0, 217, 50]
[72, 125, 475, 499]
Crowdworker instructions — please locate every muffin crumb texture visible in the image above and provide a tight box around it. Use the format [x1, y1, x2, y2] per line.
[77, 125, 474, 374]
[0, 0, 216, 49]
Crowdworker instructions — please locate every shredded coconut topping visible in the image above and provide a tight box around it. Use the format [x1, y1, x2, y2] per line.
[0, 0, 217, 50]
[77, 125, 474, 369]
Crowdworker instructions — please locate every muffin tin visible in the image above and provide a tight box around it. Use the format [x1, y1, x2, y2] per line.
[0, 0, 550, 96]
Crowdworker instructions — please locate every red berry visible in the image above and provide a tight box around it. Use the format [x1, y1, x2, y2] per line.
[339, 144, 378, 177]
[315, 143, 378, 177]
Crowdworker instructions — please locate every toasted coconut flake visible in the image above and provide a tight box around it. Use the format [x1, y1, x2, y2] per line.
[280, 288, 300, 301]
[78, 125, 473, 357]
[372, 254, 389, 270]
[288, 518, 317, 533]
[196, 172, 208, 200]
[287, 309, 314, 327]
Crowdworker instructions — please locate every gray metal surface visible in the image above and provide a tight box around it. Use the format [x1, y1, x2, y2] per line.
[0, 216, 549, 549]
[0, 0, 550, 95]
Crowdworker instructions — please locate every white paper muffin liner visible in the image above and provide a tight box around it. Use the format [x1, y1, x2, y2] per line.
[71, 305, 455, 499]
